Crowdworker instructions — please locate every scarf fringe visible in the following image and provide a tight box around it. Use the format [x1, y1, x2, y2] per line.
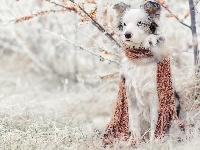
[155, 106, 175, 136]
[155, 58, 185, 136]
[102, 76, 129, 147]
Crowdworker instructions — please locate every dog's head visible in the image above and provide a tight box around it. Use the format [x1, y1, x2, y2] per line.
[112, 0, 161, 48]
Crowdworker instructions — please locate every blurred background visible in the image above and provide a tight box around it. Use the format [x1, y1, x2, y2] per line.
[0, 0, 199, 149]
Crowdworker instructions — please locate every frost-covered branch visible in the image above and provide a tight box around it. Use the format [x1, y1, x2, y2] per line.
[44, 30, 120, 65]
[45, 0, 121, 47]
[189, 0, 199, 65]
[194, 0, 200, 8]
[72, 26, 120, 58]
[15, 32, 51, 72]
[0, 9, 76, 24]
[159, 3, 191, 29]
[15, 9, 76, 23]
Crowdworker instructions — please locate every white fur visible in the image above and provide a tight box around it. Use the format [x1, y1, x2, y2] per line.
[122, 9, 149, 47]
[121, 58, 159, 141]
[119, 7, 165, 142]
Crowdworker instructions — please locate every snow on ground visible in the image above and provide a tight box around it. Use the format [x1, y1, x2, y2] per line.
[0, 54, 117, 149]
[0, 54, 199, 150]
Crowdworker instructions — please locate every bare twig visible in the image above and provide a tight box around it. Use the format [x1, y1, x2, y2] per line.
[15, 32, 51, 72]
[99, 72, 119, 79]
[72, 26, 120, 58]
[44, 30, 120, 65]
[158, 2, 191, 29]
[1, 8, 75, 24]
[45, 0, 121, 47]
[0, 39, 19, 53]
[141, 128, 150, 139]
[193, 0, 200, 8]
[15, 9, 74, 23]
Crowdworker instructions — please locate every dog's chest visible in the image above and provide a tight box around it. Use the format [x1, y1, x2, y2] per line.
[121, 58, 158, 106]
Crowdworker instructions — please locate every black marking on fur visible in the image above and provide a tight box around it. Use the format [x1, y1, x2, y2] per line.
[141, 1, 161, 12]
[156, 36, 165, 45]
[117, 21, 123, 31]
[149, 22, 158, 34]
[136, 20, 158, 34]
[174, 91, 181, 118]
[112, 2, 131, 13]
[148, 1, 161, 9]
[112, 2, 131, 32]
[141, 1, 161, 20]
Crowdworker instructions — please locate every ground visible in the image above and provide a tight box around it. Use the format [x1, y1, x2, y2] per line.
[0, 54, 199, 150]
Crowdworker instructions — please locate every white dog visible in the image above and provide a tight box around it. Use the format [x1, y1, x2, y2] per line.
[111, 0, 181, 144]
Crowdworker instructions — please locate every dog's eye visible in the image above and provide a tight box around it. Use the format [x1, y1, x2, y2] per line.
[124, 23, 127, 26]
[137, 21, 142, 26]
[155, 14, 160, 17]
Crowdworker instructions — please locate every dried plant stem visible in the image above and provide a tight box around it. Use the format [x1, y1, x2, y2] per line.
[158, 0, 199, 66]
[141, 128, 150, 139]
[159, 3, 191, 29]
[72, 26, 120, 58]
[194, 0, 200, 8]
[15, 9, 76, 23]
[44, 30, 120, 65]
[15, 32, 51, 72]
[189, 0, 199, 65]
[99, 72, 119, 79]
[45, 0, 121, 47]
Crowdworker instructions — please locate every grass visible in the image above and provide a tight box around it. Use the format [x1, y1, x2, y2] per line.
[0, 54, 199, 150]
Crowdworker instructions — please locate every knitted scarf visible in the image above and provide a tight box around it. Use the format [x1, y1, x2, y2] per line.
[102, 44, 185, 146]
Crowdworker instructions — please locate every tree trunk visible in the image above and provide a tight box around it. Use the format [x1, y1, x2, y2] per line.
[189, 0, 199, 65]
[74, 19, 78, 83]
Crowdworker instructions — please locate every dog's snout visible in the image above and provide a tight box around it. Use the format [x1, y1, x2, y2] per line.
[124, 32, 132, 39]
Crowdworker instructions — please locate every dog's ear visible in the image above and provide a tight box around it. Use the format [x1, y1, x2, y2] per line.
[112, 2, 131, 31]
[112, 2, 131, 17]
[141, 0, 161, 20]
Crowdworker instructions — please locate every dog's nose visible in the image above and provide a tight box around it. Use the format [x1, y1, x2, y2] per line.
[124, 32, 132, 39]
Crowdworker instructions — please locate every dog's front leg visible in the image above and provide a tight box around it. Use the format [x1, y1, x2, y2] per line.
[129, 106, 140, 140]
[127, 89, 141, 145]
[149, 94, 159, 142]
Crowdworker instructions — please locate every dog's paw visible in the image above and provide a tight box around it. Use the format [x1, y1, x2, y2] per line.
[144, 34, 165, 48]
[127, 132, 143, 147]
[156, 36, 165, 45]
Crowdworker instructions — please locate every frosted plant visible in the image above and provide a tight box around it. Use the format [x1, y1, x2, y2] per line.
[0, 0, 199, 149]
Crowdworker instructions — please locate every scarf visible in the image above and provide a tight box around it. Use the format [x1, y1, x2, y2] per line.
[102, 44, 185, 146]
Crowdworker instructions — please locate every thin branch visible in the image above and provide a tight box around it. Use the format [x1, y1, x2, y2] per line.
[44, 30, 120, 65]
[0, 39, 20, 53]
[45, 0, 121, 47]
[15, 32, 51, 72]
[194, 0, 200, 8]
[160, 3, 191, 29]
[72, 26, 120, 58]
[14, 9, 75, 23]
[72, 25, 105, 49]
[0, 8, 76, 24]
[99, 72, 119, 79]
[189, 0, 199, 66]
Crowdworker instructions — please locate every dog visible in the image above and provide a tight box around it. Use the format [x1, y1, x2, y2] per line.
[110, 0, 181, 144]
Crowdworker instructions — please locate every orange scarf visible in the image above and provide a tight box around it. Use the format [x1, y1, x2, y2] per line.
[102, 44, 184, 146]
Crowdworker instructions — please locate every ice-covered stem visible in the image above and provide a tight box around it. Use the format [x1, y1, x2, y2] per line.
[157, 0, 199, 65]
[14, 9, 76, 23]
[157, 1, 191, 29]
[45, 30, 120, 65]
[189, 0, 199, 65]
[45, 0, 121, 48]
[193, 0, 200, 8]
